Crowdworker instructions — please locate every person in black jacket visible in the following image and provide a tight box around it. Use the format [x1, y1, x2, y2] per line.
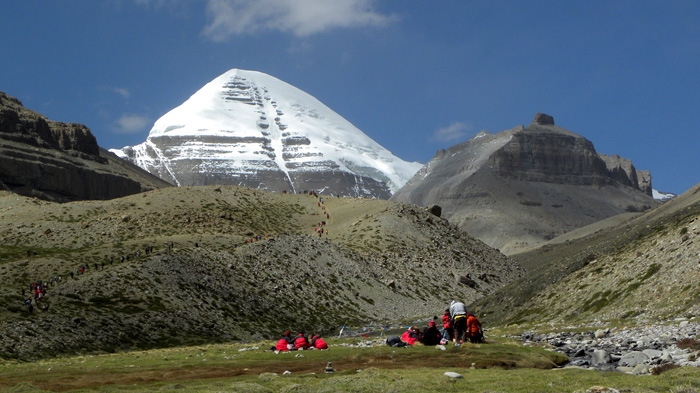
[421, 320, 442, 346]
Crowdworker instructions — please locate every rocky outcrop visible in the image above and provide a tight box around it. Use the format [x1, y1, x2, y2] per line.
[598, 154, 653, 196]
[0, 91, 172, 202]
[488, 122, 611, 186]
[392, 114, 658, 254]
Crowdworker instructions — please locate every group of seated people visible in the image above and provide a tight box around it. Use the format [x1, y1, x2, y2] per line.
[387, 302, 484, 347]
[273, 331, 329, 351]
[385, 320, 443, 347]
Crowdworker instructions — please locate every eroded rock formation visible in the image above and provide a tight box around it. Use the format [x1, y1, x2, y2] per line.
[0, 91, 172, 202]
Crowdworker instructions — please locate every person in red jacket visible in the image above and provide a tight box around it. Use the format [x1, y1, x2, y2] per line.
[400, 326, 422, 345]
[442, 308, 454, 342]
[466, 312, 483, 343]
[310, 334, 328, 350]
[273, 331, 295, 351]
[294, 332, 311, 350]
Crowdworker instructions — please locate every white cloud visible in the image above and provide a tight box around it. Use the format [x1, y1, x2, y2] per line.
[114, 114, 151, 134]
[432, 122, 473, 143]
[110, 87, 131, 99]
[202, 0, 392, 41]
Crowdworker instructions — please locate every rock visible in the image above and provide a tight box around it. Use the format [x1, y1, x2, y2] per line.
[631, 364, 650, 375]
[459, 275, 478, 288]
[444, 371, 463, 379]
[591, 349, 611, 366]
[594, 329, 606, 339]
[661, 350, 673, 362]
[427, 205, 442, 217]
[581, 387, 620, 393]
[533, 112, 555, 125]
[619, 351, 649, 367]
[642, 349, 663, 359]
[680, 321, 690, 328]
[616, 366, 634, 373]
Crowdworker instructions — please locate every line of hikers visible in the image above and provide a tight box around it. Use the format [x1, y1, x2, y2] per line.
[387, 300, 483, 347]
[313, 192, 330, 238]
[272, 331, 329, 351]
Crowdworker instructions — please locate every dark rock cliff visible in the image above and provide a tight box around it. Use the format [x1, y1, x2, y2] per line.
[0, 91, 172, 202]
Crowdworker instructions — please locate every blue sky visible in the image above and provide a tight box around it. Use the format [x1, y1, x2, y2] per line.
[1, 1, 698, 194]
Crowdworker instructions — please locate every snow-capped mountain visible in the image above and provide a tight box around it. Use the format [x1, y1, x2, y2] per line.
[110, 69, 422, 198]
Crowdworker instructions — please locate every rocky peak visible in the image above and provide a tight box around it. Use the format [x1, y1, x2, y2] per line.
[533, 112, 555, 126]
[392, 114, 657, 254]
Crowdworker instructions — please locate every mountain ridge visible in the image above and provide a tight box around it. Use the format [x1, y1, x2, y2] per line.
[0, 91, 172, 202]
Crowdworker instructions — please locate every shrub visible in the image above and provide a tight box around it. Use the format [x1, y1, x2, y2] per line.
[676, 338, 700, 350]
[651, 363, 679, 375]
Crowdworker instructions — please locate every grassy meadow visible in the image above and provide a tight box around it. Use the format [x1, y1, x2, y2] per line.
[1, 337, 699, 392]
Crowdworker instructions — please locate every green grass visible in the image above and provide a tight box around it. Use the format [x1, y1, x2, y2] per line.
[0, 340, 698, 392]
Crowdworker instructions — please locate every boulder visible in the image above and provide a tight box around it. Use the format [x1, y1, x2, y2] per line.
[591, 349, 611, 366]
[619, 351, 649, 367]
[642, 349, 663, 359]
[427, 205, 442, 217]
[631, 364, 650, 375]
[661, 350, 673, 362]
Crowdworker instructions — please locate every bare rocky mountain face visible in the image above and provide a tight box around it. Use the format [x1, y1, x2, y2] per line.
[111, 69, 421, 198]
[0, 92, 172, 202]
[391, 113, 658, 254]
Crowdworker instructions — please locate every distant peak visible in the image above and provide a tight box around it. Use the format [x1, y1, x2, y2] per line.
[533, 113, 555, 125]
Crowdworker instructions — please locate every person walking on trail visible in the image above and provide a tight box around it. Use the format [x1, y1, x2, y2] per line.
[466, 312, 484, 343]
[449, 300, 468, 346]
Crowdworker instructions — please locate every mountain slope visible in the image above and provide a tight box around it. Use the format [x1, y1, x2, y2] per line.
[0, 186, 521, 359]
[470, 181, 700, 326]
[0, 91, 172, 202]
[391, 113, 658, 254]
[111, 69, 421, 198]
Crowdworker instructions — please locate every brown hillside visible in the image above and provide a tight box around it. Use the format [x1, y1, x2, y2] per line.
[0, 186, 522, 359]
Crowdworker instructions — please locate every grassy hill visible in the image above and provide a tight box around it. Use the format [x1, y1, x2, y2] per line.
[0, 186, 522, 360]
[471, 182, 700, 326]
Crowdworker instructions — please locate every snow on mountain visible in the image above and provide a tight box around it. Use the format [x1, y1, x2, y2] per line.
[110, 69, 422, 198]
[653, 189, 675, 201]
